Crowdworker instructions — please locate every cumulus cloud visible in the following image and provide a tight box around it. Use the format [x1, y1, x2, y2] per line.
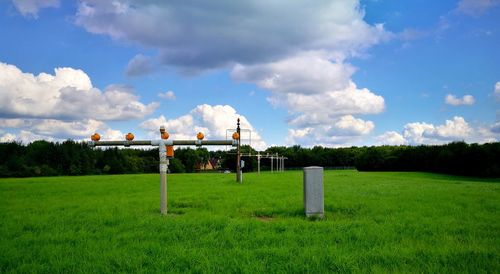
[376, 131, 408, 146]
[232, 51, 384, 146]
[5, 130, 58, 144]
[456, 0, 500, 16]
[75, 0, 391, 72]
[0, 62, 158, 120]
[232, 52, 356, 95]
[0, 133, 16, 142]
[445, 94, 475, 106]
[0, 62, 148, 144]
[11, 0, 59, 18]
[139, 104, 267, 150]
[286, 115, 374, 146]
[404, 117, 471, 144]
[401, 116, 498, 145]
[158, 91, 175, 100]
[0, 118, 125, 143]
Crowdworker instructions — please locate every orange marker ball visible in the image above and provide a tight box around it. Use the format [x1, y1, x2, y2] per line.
[91, 133, 101, 141]
[125, 133, 134, 141]
[196, 132, 204, 140]
[232, 132, 239, 140]
[161, 132, 170, 140]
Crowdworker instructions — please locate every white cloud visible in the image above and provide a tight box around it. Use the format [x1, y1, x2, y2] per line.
[0, 133, 16, 142]
[432, 117, 472, 138]
[232, 52, 384, 146]
[232, 52, 356, 95]
[158, 90, 175, 100]
[403, 122, 436, 145]
[0, 62, 146, 144]
[0, 118, 125, 143]
[332, 115, 374, 136]
[376, 131, 407, 146]
[0, 62, 158, 120]
[16, 130, 58, 144]
[140, 104, 267, 150]
[100, 128, 125, 141]
[75, 0, 391, 72]
[456, 0, 500, 16]
[402, 116, 497, 145]
[286, 115, 374, 147]
[445, 94, 475, 106]
[494, 81, 500, 101]
[11, 0, 59, 18]
[277, 81, 385, 119]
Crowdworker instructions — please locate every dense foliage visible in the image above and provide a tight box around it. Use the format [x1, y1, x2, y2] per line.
[0, 140, 499, 177]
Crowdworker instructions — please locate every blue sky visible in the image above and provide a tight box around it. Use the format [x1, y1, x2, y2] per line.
[0, 0, 498, 149]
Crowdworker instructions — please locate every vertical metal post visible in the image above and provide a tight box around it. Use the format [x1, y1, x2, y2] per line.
[236, 118, 242, 183]
[159, 144, 168, 215]
[276, 153, 279, 172]
[257, 153, 261, 174]
[271, 156, 273, 173]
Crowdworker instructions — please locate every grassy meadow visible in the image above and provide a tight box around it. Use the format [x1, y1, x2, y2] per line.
[0, 170, 499, 273]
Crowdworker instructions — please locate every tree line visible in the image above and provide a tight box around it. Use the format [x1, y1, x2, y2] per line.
[0, 140, 498, 177]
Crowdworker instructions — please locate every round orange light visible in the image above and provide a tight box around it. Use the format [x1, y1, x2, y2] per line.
[91, 133, 101, 141]
[232, 132, 239, 140]
[161, 132, 169, 140]
[125, 133, 134, 141]
[196, 132, 204, 140]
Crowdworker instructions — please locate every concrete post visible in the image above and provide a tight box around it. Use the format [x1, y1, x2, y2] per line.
[159, 145, 168, 215]
[303, 166, 324, 218]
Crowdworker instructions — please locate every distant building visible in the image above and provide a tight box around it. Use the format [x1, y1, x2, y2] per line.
[195, 157, 221, 171]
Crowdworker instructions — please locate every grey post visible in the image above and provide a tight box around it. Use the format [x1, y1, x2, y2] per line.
[257, 153, 261, 174]
[303, 166, 324, 218]
[158, 143, 168, 215]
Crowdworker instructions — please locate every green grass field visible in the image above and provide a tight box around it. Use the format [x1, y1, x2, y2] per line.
[1, 171, 499, 273]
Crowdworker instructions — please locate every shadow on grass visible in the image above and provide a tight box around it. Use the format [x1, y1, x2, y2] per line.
[250, 204, 362, 222]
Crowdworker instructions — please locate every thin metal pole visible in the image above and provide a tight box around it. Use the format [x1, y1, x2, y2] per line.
[271, 156, 273, 173]
[236, 118, 242, 183]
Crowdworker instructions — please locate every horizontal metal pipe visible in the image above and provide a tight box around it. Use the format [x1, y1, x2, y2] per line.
[174, 140, 235, 146]
[89, 139, 236, 147]
[90, 140, 152, 146]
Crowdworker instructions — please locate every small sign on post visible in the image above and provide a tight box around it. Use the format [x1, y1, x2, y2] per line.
[303, 166, 324, 219]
